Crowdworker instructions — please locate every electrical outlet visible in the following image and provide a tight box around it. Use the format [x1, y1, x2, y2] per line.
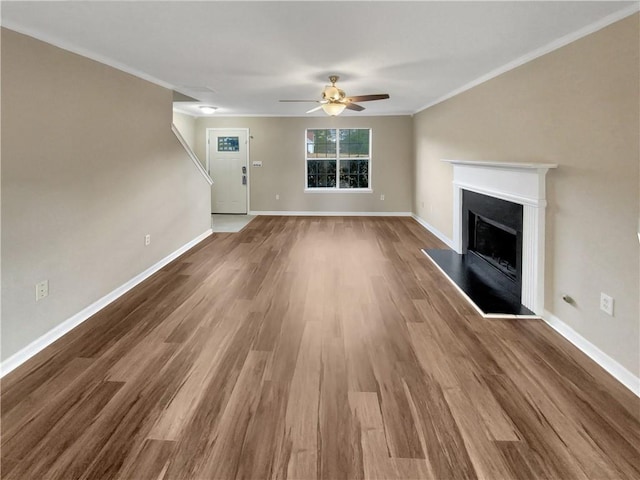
[275, 194, 280, 200]
[145, 234, 151, 246]
[35, 280, 49, 301]
[380, 194, 385, 201]
[600, 292, 614, 316]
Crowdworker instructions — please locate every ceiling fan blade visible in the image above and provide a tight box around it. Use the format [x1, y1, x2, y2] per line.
[306, 105, 324, 113]
[345, 103, 365, 112]
[279, 99, 320, 103]
[346, 94, 390, 103]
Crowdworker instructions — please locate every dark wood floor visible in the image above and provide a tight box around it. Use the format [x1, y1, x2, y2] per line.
[2, 216, 639, 480]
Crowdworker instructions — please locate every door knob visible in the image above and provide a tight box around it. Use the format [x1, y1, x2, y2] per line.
[242, 175, 247, 185]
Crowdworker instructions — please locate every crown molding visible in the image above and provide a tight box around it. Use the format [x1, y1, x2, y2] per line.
[414, 3, 640, 114]
[1, 21, 175, 90]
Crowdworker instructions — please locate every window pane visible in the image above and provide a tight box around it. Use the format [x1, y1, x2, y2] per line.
[340, 129, 370, 158]
[339, 159, 368, 189]
[339, 174, 352, 188]
[358, 174, 368, 188]
[307, 129, 336, 158]
[218, 136, 240, 152]
[307, 159, 336, 188]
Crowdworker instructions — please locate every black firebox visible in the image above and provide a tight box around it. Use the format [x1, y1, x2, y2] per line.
[463, 190, 523, 302]
[469, 214, 518, 280]
[424, 189, 532, 316]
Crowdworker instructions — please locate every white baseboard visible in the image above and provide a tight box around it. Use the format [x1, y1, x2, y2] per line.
[411, 213, 639, 397]
[411, 213, 455, 249]
[542, 310, 640, 397]
[249, 211, 412, 217]
[0, 229, 213, 378]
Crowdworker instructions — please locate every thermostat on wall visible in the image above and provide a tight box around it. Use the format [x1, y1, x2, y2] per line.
[252, 161, 262, 167]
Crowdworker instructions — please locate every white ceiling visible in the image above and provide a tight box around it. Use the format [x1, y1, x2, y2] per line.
[2, 1, 637, 117]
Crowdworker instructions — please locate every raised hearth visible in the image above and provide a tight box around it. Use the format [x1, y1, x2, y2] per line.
[424, 249, 534, 316]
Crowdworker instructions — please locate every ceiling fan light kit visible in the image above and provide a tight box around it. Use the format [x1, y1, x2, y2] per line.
[321, 103, 347, 116]
[280, 75, 390, 116]
[322, 86, 339, 101]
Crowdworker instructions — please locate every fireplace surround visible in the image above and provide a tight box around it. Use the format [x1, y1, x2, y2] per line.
[433, 160, 556, 316]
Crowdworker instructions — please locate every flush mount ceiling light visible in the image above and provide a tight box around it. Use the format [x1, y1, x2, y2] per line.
[199, 106, 217, 114]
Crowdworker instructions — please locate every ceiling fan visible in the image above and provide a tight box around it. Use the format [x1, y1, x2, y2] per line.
[280, 75, 390, 116]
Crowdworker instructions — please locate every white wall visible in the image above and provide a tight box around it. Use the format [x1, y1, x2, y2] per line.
[1, 29, 212, 362]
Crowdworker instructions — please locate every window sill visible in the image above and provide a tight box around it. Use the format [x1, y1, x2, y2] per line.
[304, 188, 373, 194]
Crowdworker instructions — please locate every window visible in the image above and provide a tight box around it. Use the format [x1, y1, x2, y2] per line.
[217, 136, 239, 152]
[306, 128, 371, 190]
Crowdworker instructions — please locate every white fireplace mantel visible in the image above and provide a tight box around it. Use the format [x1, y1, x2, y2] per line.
[442, 159, 557, 315]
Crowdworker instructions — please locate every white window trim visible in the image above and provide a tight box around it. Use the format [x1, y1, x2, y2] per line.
[304, 128, 372, 192]
[304, 187, 373, 193]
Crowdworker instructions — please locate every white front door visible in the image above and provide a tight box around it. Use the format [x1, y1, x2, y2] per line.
[207, 129, 248, 214]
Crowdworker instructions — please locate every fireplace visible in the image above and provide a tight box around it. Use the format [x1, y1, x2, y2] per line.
[423, 159, 556, 317]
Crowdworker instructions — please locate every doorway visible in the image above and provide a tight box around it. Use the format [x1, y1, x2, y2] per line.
[206, 128, 249, 214]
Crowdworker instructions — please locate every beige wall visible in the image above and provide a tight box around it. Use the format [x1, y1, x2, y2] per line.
[1, 29, 211, 361]
[172, 111, 199, 161]
[2, 14, 637, 380]
[194, 116, 413, 213]
[414, 14, 640, 375]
